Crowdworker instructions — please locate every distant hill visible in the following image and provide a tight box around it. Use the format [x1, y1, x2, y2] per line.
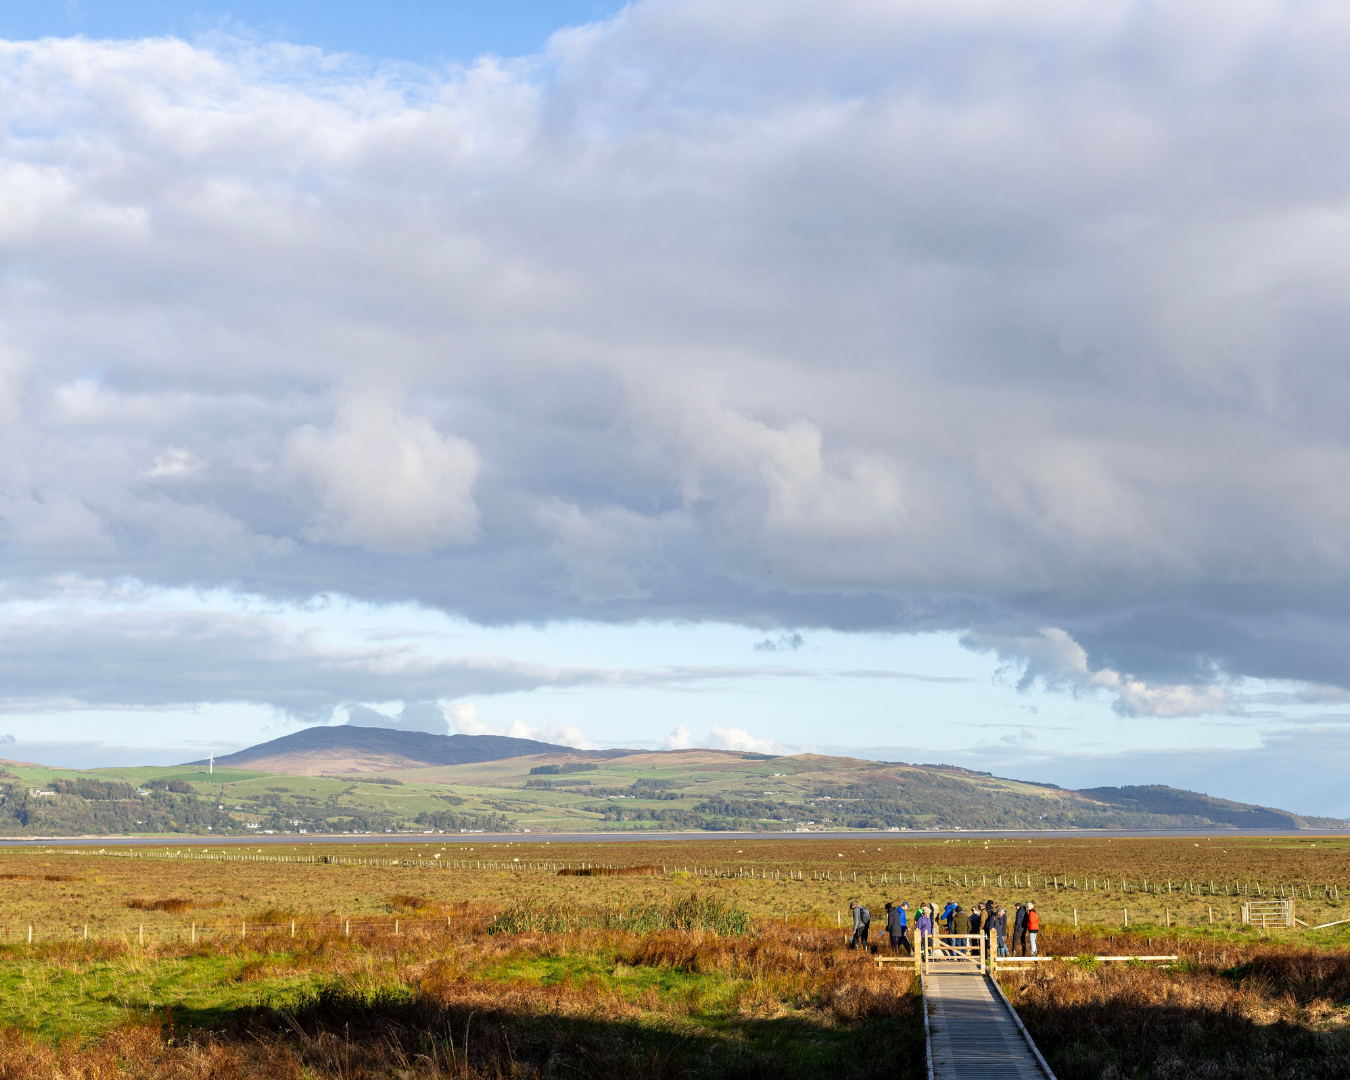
[0, 736, 1341, 837]
[187, 725, 635, 775]
[1075, 785, 1345, 831]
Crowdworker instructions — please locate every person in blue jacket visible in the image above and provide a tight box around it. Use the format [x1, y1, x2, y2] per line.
[942, 900, 957, 933]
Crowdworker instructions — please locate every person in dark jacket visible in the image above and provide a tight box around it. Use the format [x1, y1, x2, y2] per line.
[1013, 903, 1029, 957]
[992, 905, 1009, 957]
[849, 901, 871, 950]
[938, 905, 964, 957]
[968, 904, 983, 955]
[885, 901, 911, 955]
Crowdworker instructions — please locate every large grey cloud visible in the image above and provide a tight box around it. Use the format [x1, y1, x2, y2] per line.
[3, 1, 1350, 714]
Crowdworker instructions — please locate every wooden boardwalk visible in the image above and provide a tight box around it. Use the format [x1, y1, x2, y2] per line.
[925, 971, 1056, 1080]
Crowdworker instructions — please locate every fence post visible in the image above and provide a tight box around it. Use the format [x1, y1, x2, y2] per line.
[1124, 909, 1128, 928]
[28, 926, 32, 944]
[1073, 909, 1078, 927]
[191, 924, 196, 943]
[291, 920, 295, 937]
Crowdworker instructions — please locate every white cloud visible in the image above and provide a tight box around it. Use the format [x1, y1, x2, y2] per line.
[447, 702, 493, 736]
[505, 719, 598, 750]
[706, 725, 786, 755]
[663, 723, 695, 749]
[965, 627, 1232, 718]
[347, 701, 450, 735]
[447, 702, 596, 747]
[148, 447, 200, 480]
[290, 394, 480, 555]
[663, 721, 785, 753]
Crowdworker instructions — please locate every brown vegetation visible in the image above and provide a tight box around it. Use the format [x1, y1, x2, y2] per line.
[390, 893, 439, 913]
[1004, 927, 1350, 1078]
[0, 923, 925, 1078]
[127, 897, 194, 913]
[558, 863, 665, 877]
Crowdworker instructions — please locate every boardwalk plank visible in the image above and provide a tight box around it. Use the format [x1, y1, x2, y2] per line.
[926, 972, 1053, 1079]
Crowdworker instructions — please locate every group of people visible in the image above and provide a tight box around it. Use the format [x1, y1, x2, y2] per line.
[847, 898, 1040, 957]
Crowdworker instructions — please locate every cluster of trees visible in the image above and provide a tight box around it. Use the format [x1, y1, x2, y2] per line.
[48, 778, 137, 799]
[0, 783, 237, 835]
[146, 779, 198, 793]
[578, 800, 789, 830]
[529, 763, 597, 776]
[414, 810, 511, 832]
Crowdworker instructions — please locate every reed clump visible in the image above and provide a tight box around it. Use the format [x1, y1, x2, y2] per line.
[1003, 945, 1350, 1079]
[489, 892, 750, 936]
[127, 897, 194, 913]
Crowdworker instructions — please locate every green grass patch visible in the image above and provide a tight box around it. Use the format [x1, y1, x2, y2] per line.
[0, 950, 323, 1038]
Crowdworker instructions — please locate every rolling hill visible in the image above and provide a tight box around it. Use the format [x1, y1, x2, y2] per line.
[187, 725, 636, 775]
[0, 729, 1342, 837]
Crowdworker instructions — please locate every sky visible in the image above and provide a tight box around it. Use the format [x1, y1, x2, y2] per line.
[2, 0, 1350, 817]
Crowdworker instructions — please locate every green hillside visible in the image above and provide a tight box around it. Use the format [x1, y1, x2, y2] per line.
[0, 748, 1341, 836]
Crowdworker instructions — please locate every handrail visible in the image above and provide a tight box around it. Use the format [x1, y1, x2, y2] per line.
[994, 954, 1177, 966]
[987, 972, 1059, 1079]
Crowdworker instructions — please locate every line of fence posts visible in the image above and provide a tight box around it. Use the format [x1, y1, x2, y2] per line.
[20, 850, 1346, 908]
[0, 903, 1329, 949]
[0, 915, 488, 946]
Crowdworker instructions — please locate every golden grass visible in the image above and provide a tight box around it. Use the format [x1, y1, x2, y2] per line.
[127, 898, 194, 913]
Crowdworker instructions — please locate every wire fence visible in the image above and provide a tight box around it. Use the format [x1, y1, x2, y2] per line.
[30, 848, 1340, 898]
[0, 914, 490, 946]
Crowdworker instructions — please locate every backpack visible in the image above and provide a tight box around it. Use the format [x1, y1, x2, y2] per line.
[859, 906, 871, 927]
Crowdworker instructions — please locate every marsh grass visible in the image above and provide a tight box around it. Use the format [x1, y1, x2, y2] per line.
[127, 898, 194, 913]
[0, 839, 1347, 1076]
[1003, 950, 1350, 1079]
[0, 922, 925, 1078]
[489, 893, 751, 936]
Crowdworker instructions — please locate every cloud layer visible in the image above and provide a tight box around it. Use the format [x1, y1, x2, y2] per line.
[3, 1, 1350, 716]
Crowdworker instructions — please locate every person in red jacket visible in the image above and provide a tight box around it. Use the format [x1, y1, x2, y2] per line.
[1026, 902, 1040, 956]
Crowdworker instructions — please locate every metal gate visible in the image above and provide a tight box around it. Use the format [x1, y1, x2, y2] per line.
[1243, 899, 1294, 928]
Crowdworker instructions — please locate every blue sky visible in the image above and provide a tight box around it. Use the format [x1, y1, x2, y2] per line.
[2, 0, 1350, 816]
[0, 1, 626, 64]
